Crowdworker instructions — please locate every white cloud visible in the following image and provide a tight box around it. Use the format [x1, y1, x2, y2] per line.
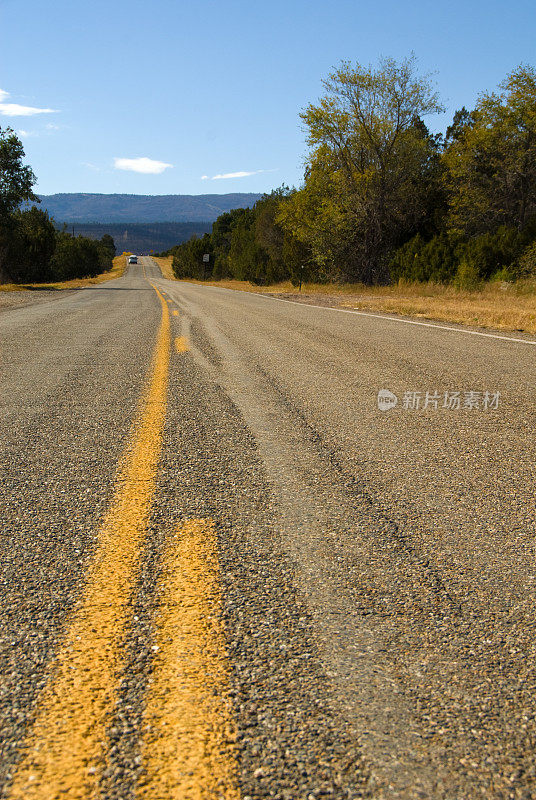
[213, 170, 261, 180]
[0, 103, 58, 117]
[17, 129, 37, 138]
[202, 169, 276, 180]
[114, 156, 173, 174]
[0, 89, 58, 117]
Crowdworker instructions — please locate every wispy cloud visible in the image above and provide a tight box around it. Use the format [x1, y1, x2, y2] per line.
[114, 157, 173, 174]
[83, 162, 102, 172]
[16, 122, 64, 139]
[201, 168, 276, 180]
[0, 90, 58, 117]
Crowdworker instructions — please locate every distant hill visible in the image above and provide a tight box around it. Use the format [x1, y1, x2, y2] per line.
[63, 222, 213, 255]
[35, 193, 263, 223]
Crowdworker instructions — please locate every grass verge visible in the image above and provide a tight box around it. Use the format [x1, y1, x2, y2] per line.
[0, 254, 128, 293]
[152, 256, 175, 281]
[154, 265, 536, 335]
[338, 281, 536, 335]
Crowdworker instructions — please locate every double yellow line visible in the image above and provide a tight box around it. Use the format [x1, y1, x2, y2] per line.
[8, 284, 238, 799]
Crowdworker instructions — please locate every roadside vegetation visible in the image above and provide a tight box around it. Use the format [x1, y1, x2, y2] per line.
[155, 273, 535, 334]
[158, 58, 536, 329]
[0, 253, 128, 293]
[0, 127, 117, 285]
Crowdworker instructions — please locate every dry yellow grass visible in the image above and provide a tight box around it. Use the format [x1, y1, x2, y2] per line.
[0, 254, 128, 293]
[152, 256, 175, 281]
[340, 282, 536, 334]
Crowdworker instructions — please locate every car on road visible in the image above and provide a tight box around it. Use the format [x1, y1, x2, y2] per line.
[128, 255, 138, 264]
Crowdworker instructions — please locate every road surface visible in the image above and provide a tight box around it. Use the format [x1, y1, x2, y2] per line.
[0, 257, 535, 799]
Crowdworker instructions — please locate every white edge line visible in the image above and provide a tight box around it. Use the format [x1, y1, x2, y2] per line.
[260, 294, 536, 347]
[155, 276, 536, 347]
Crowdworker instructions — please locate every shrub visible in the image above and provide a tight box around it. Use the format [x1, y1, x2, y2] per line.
[453, 260, 481, 290]
[461, 226, 525, 280]
[6, 207, 56, 282]
[389, 233, 458, 283]
[96, 234, 115, 270]
[50, 233, 101, 281]
[515, 241, 536, 277]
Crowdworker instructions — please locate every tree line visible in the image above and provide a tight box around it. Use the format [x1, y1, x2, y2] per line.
[164, 58, 536, 287]
[0, 128, 115, 284]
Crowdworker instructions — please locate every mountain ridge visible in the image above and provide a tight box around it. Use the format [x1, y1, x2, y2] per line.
[33, 192, 263, 223]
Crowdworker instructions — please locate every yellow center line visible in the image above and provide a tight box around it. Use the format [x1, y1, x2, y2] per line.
[7, 284, 170, 800]
[138, 519, 240, 800]
[175, 336, 189, 353]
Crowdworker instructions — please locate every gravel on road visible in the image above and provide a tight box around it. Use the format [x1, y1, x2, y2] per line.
[1, 258, 535, 799]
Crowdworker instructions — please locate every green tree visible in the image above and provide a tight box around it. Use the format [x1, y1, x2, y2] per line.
[443, 107, 474, 148]
[444, 65, 536, 236]
[6, 207, 56, 282]
[172, 234, 213, 279]
[516, 240, 536, 277]
[280, 55, 444, 283]
[461, 225, 525, 279]
[254, 188, 303, 283]
[96, 234, 116, 270]
[228, 209, 268, 283]
[211, 208, 246, 278]
[389, 232, 458, 283]
[0, 127, 39, 281]
[50, 233, 101, 281]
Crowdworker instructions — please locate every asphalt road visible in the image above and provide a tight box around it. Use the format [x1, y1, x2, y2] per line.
[0, 257, 535, 800]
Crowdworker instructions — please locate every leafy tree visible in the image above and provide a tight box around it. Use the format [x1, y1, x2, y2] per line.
[461, 225, 525, 279]
[277, 153, 349, 282]
[516, 240, 536, 277]
[281, 231, 313, 286]
[0, 127, 38, 219]
[0, 127, 38, 281]
[228, 209, 268, 283]
[172, 234, 213, 279]
[443, 107, 474, 148]
[96, 234, 116, 270]
[444, 65, 536, 235]
[389, 232, 458, 283]
[211, 208, 246, 278]
[280, 55, 444, 283]
[171, 194, 311, 286]
[49, 233, 101, 281]
[6, 207, 56, 282]
[253, 188, 304, 283]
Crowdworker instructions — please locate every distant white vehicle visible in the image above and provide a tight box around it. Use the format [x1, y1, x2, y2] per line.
[128, 255, 138, 264]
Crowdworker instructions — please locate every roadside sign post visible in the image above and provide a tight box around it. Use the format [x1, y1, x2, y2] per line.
[202, 253, 210, 280]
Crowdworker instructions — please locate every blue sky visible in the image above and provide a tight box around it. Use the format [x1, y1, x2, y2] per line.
[1, 0, 534, 196]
